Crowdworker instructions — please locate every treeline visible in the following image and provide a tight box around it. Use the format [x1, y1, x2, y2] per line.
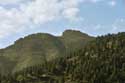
[0, 32, 125, 83]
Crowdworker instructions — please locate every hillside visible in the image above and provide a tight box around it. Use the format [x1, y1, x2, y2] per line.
[0, 31, 125, 83]
[67, 32, 125, 83]
[60, 30, 94, 52]
[0, 30, 93, 75]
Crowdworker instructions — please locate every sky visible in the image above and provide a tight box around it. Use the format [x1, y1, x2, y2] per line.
[0, 0, 125, 48]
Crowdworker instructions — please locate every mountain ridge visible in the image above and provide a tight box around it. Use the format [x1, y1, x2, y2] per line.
[0, 31, 124, 83]
[0, 29, 94, 74]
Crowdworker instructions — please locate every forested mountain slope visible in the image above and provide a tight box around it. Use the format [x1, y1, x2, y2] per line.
[0, 31, 125, 83]
[60, 30, 94, 53]
[0, 30, 93, 75]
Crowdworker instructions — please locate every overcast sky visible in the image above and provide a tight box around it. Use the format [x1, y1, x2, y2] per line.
[0, 0, 125, 48]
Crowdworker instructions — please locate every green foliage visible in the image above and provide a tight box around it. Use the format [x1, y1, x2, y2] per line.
[0, 31, 125, 83]
[0, 30, 92, 74]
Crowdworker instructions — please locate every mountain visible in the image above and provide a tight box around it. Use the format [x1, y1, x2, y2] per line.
[60, 30, 94, 52]
[0, 31, 125, 83]
[0, 30, 93, 74]
[0, 31, 124, 83]
[64, 32, 125, 83]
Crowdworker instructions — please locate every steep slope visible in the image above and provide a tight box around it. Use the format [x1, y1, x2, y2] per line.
[0, 33, 66, 73]
[0, 32, 124, 83]
[63, 32, 125, 83]
[0, 30, 93, 74]
[60, 30, 94, 52]
[0, 56, 15, 76]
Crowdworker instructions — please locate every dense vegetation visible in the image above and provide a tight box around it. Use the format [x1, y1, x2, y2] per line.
[0, 30, 92, 74]
[0, 31, 125, 83]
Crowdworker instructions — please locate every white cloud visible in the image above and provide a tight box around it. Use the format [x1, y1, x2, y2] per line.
[90, 0, 101, 3]
[0, 6, 29, 38]
[0, 0, 118, 40]
[108, 0, 116, 7]
[91, 19, 125, 35]
[0, 0, 24, 4]
[0, 0, 83, 39]
[62, 8, 80, 21]
[82, 0, 104, 3]
[23, 0, 62, 24]
[111, 19, 125, 32]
